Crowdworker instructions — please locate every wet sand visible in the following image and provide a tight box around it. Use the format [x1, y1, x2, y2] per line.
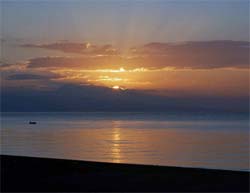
[1, 155, 249, 192]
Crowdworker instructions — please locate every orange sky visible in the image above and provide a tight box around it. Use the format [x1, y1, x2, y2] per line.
[2, 40, 248, 98]
[1, 1, 249, 100]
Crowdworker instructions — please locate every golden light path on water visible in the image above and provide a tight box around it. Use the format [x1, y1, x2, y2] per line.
[111, 121, 122, 163]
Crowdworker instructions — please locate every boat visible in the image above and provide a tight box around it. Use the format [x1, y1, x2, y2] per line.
[29, 121, 37, 125]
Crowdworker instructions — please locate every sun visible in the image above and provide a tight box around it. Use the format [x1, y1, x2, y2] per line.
[112, 85, 120, 90]
[119, 67, 125, 72]
[112, 85, 126, 90]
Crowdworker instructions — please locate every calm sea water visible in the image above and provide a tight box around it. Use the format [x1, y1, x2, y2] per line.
[1, 112, 249, 171]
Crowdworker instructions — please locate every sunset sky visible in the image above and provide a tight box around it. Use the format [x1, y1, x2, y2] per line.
[1, 0, 249, 112]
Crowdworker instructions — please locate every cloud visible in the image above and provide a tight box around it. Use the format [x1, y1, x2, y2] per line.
[22, 42, 118, 55]
[7, 73, 61, 80]
[1, 40, 248, 108]
[132, 40, 249, 69]
[24, 40, 249, 71]
[1, 83, 248, 113]
[0, 63, 27, 71]
[26, 56, 120, 69]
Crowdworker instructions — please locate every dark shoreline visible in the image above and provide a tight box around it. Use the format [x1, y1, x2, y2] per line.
[1, 155, 249, 192]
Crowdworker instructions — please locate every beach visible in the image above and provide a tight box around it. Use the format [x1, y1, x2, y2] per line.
[1, 155, 249, 192]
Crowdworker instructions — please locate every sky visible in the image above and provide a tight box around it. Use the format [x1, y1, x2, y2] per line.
[1, 0, 249, 112]
[2, 0, 249, 44]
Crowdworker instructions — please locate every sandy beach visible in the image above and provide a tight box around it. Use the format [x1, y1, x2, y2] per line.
[1, 155, 249, 192]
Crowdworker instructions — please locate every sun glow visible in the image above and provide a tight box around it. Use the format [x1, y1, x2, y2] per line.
[112, 85, 120, 90]
[112, 85, 126, 90]
[97, 67, 126, 73]
[119, 67, 125, 72]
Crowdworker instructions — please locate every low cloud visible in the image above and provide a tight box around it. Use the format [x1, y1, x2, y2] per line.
[7, 73, 62, 80]
[1, 83, 248, 113]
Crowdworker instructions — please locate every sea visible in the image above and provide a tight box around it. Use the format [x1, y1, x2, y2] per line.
[1, 112, 249, 171]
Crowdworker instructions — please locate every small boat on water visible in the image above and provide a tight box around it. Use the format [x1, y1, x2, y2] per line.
[29, 121, 37, 125]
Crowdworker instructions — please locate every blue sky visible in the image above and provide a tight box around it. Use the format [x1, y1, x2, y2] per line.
[2, 0, 249, 46]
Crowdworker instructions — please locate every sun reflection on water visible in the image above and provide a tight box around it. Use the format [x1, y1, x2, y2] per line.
[111, 121, 122, 163]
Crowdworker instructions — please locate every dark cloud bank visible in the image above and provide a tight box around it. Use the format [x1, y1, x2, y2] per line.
[1, 83, 248, 114]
